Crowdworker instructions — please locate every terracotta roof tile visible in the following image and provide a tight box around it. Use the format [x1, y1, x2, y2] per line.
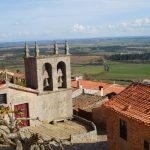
[73, 94, 102, 111]
[104, 84, 125, 95]
[72, 79, 110, 90]
[13, 73, 25, 79]
[72, 79, 125, 94]
[0, 83, 6, 88]
[104, 82, 150, 126]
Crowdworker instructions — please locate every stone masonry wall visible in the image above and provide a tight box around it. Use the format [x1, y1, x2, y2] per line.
[71, 115, 97, 143]
[37, 88, 73, 122]
[24, 58, 38, 90]
[7, 87, 39, 126]
[0, 85, 72, 126]
[13, 88, 72, 125]
[72, 88, 83, 98]
[36, 55, 71, 92]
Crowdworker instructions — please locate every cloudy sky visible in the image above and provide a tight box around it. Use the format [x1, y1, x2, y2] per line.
[0, 0, 150, 42]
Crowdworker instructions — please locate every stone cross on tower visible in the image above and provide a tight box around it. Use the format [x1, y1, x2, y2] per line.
[35, 42, 40, 57]
[24, 42, 30, 58]
[65, 41, 70, 55]
[54, 41, 59, 55]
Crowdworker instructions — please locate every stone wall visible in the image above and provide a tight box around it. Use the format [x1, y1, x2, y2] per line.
[24, 57, 38, 90]
[0, 84, 73, 126]
[72, 88, 83, 98]
[83, 89, 98, 95]
[72, 88, 100, 98]
[106, 109, 150, 150]
[71, 115, 97, 143]
[37, 88, 73, 122]
[78, 109, 92, 121]
[7, 86, 39, 126]
[25, 55, 71, 93]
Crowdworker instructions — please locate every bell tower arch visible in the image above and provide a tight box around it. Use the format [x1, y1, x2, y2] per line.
[57, 61, 67, 88]
[43, 63, 53, 91]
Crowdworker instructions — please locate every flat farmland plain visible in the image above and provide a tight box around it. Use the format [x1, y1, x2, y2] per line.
[71, 56, 150, 85]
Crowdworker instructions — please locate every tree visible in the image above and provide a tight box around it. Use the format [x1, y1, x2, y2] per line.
[0, 105, 67, 150]
[103, 64, 109, 72]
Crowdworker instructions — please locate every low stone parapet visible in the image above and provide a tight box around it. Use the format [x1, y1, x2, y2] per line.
[71, 115, 97, 143]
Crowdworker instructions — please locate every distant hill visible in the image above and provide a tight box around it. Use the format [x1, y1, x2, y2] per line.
[1, 36, 150, 49]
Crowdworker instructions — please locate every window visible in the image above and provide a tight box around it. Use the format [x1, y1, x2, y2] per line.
[0, 94, 7, 104]
[120, 119, 127, 140]
[144, 140, 149, 150]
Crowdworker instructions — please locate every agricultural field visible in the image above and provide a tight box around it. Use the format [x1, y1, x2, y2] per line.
[71, 60, 150, 85]
[71, 55, 102, 64]
[0, 37, 150, 85]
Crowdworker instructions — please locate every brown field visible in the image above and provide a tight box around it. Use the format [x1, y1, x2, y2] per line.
[71, 55, 102, 64]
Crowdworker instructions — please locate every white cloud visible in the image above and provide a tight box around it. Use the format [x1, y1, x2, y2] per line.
[71, 18, 150, 37]
[0, 33, 9, 38]
[119, 18, 150, 28]
[73, 24, 86, 33]
[73, 24, 102, 34]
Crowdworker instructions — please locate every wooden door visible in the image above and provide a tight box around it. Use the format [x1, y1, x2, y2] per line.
[14, 103, 29, 127]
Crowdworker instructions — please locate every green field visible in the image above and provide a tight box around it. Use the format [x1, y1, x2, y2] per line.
[71, 61, 150, 85]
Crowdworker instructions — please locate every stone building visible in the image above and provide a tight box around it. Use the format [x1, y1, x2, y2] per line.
[73, 93, 108, 123]
[72, 79, 125, 129]
[0, 41, 73, 126]
[103, 82, 150, 150]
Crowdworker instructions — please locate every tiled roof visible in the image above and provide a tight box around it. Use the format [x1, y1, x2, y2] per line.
[72, 79, 125, 94]
[0, 83, 6, 89]
[72, 79, 110, 90]
[104, 82, 150, 126]
[13, 73, 25, 79]
[103, 84, 125, 95]
[72, 87, 78, 92]
[0, 69, 25, 79]
[73, 94, 103, 111]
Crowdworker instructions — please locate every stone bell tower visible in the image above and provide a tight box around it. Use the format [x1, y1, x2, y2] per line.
[24, 41, 71, 93]
[24, 41, 72, 122]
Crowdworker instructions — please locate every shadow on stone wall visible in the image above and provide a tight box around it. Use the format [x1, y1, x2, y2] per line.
[0, 141, 108, 150]
[47, 141, 108, 150]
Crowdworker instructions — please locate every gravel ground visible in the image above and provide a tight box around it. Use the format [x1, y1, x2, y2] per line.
[23, 123, 108, 150]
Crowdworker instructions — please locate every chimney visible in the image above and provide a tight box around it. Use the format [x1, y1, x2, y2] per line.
[99, 86, 104, 96]
[77, 80, 80, 89]
[75, 76, 79, 81]
[77, 79, 82, 89]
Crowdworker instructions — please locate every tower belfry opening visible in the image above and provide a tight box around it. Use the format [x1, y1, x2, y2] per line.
[43, 63, 53, 91]
[57, 61, 66, 88]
